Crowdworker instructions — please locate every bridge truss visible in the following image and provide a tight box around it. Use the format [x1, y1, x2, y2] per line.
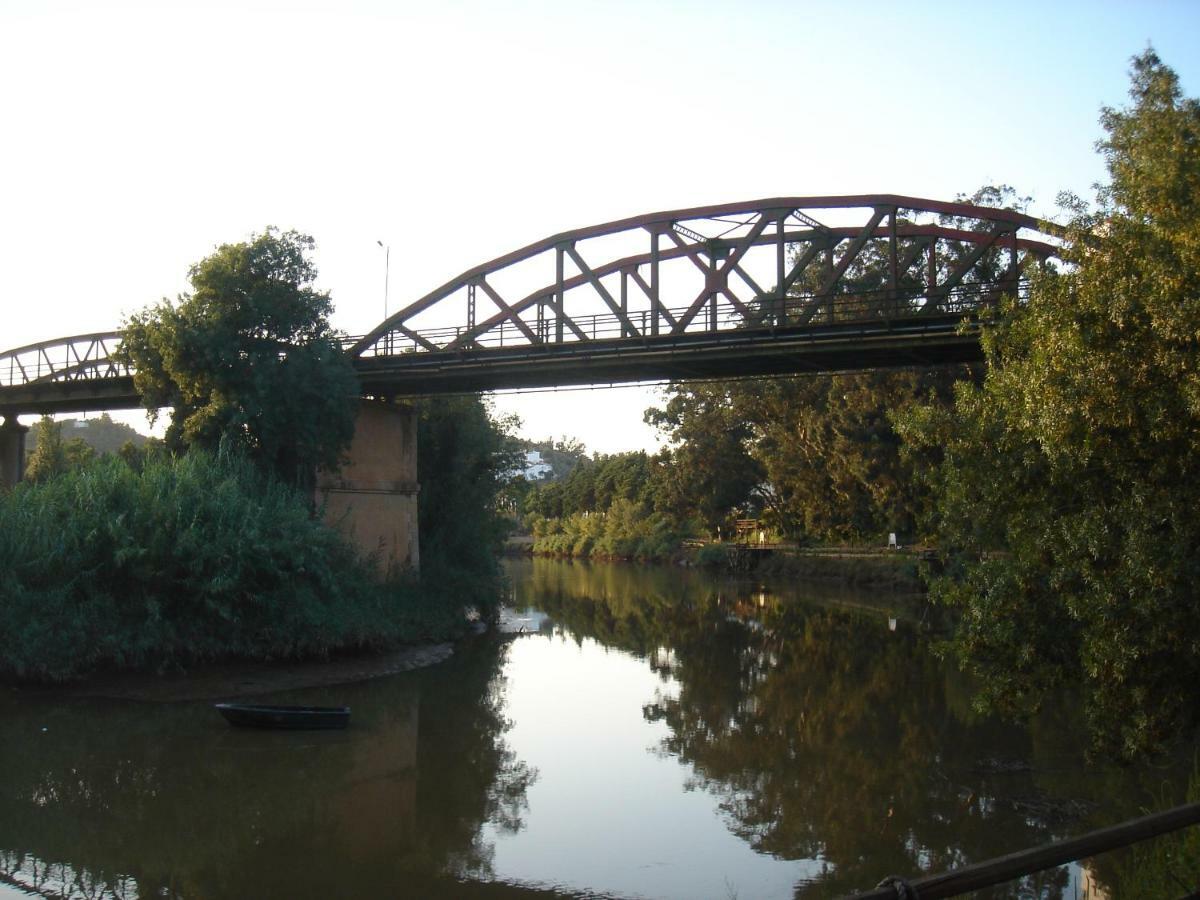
[0, 332, 133, 415]
[0, 195, 1062, 413]
[349, 195, 1060, 393]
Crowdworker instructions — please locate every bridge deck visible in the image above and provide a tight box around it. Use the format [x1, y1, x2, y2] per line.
[354, 313, 983, 396]
[0, 314, 983, 415]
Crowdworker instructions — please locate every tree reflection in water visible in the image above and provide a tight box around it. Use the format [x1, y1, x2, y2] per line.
[515, 557, 1194, 899]
[0, 637, 543, 899]
[0, 559, 1190, 899]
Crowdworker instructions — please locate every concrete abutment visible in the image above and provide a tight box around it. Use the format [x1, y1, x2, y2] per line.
[316, 401, 420, 575]
[0, 416, 28, 490]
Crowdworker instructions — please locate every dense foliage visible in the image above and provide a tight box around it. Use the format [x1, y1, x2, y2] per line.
[117, 228, 358, 485]
[520, 450, 693, 559]
[24, 416, 96, 483]
[898, 50, 1200, 756]
[0, 450, 464, 682]
[647, 370, 970, 542]
[639, 187, 1027, 544]
[416, 396, 521, 593]
[25, 413, 146, 457]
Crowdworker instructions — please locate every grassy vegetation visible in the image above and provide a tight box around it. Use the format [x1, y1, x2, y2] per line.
[0, 449, 471, 682]
[526, 499, 692, 561]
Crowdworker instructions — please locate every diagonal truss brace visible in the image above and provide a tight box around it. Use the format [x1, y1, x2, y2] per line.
[563, 244, 642, 339]
[457, 277, 541, 348]
[790, 207, 890, 326]
[666, 220, 768, 333]
[924, 223, 1012, 312]
[626, 268, 678, 330]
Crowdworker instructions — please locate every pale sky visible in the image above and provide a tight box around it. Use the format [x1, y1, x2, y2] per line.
[2, 0, 1198, 454]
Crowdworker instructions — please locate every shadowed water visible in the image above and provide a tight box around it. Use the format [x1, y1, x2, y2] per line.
[0, 557, 1191, 898]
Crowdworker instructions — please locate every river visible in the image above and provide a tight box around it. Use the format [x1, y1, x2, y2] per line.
[0, 557, 1192, 899]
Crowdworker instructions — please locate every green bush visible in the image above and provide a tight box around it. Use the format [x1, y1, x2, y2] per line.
[0, 450, 465, 682]
[530, 500, 692, 561]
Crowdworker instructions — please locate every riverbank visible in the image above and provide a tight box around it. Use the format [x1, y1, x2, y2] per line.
[505, 535, 928, 592]
[750, 549, 925, 591]
[16, 641, 460, 703]
[0, 449, 502, 684]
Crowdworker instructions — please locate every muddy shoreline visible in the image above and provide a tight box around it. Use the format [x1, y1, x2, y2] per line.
[11, 641, 458, 703]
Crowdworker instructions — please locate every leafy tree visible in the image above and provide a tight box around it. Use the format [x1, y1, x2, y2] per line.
[117, 228, 358, 485]
[116, 436, 166, 473]
[522, 450, 655, 520]
[897, 50, 1200, 757]
[25, 413, 147, 458]
[644, 384, 764, 532]
[734, 370, 968, 541]
[415, 396, 521, 592]
[642, 185, 1041, 543]
[518, 448, 695, 558]
[24, 416, 95, 482]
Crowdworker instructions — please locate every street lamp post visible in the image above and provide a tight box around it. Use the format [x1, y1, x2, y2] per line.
[376, 240, 390, 320]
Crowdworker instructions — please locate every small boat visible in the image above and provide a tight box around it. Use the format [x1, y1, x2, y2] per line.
[215, 703, 350, 730]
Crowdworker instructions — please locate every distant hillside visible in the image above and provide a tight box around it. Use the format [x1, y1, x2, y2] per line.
[25, 414, 149, 457]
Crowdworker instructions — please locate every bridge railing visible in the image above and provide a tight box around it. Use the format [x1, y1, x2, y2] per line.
[0, 279, 1029, 392]
[352, 279, 1029, 358]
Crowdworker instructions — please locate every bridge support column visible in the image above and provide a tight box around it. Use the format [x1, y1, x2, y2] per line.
[0, 415, 28, 490]
[316, 402, 420, 575]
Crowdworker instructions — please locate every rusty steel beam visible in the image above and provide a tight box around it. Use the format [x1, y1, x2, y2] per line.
[664, 229, 753, 332]
[564, 243, 642, 339]
[925, 224, 1011, 312]
[895, 234, 934, 282]
[818, 206, 890, 298]
[627, 268, 679, 330]
[470, 277, 541, 346]
[357, 222, 1058, 356]
[671, 214, 771, 333]
[350, 195, 1062, 355]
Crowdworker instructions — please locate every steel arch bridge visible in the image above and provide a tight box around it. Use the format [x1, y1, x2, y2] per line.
[0, 195, 1061, 415]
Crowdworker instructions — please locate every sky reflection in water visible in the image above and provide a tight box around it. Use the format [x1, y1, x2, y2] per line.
[484, 633, 820, 899]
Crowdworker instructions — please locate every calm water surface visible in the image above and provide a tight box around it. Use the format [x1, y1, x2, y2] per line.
[0, 557, 1192, 899]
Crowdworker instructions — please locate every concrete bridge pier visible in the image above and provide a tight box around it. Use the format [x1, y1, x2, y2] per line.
[0, 415, 28, 489]
[316, 401, 420, 575]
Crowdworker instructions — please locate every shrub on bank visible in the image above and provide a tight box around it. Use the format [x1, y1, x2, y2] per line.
[528, 500, 692, 561]
[0, 450, 466, 682]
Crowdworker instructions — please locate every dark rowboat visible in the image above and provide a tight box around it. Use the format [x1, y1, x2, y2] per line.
[215, 703, 350, 730]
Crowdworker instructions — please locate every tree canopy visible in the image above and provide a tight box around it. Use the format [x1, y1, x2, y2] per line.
[639, 188, 1031, 542]
[117, 228, 358, 484]
[897, 50, 1200, 757]
[24, 416, 95, 483]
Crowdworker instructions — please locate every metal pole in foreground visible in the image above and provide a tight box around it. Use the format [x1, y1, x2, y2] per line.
[846, 800, 1200, 900]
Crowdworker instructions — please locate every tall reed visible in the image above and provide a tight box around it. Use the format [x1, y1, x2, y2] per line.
[0, 450, 463, 681]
